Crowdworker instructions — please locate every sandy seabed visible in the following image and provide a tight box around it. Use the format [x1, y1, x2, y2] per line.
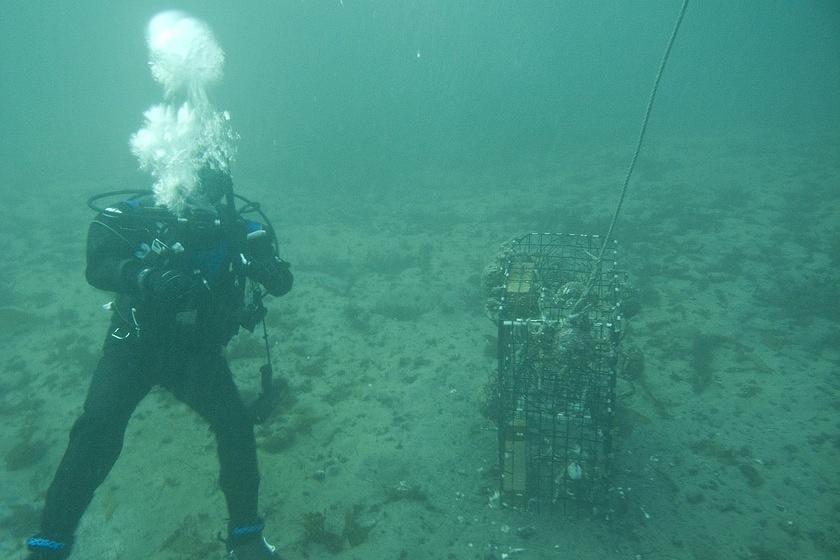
[1, 128, 838, 560]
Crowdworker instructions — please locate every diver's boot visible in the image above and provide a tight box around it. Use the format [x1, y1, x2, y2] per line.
[25, 534, 73, 559]
[226, 520, 281, 559]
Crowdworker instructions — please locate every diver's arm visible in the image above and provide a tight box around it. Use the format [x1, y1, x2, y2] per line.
[245, 229, 293, 297]
[85, 207, 145, 294]
[249, 255, 293, 297]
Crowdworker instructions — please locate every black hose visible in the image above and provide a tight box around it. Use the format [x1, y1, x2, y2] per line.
[87, 189, 152, 213]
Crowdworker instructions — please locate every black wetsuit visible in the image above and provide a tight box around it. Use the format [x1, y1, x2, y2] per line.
[37, 194, 292, 544]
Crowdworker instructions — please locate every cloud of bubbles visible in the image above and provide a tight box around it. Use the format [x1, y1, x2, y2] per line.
[129, 11, 238, 214]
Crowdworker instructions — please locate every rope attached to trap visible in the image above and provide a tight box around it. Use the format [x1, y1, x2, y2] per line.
[573, 0, 690, 313]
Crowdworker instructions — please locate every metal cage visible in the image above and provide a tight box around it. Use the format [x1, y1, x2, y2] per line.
[495, 232, 623, 512]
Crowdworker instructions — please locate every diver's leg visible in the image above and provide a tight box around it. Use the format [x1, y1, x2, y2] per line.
[166, 350, 260, 525]
[166, 349, 281, 559]
[29, 336, 153, 557]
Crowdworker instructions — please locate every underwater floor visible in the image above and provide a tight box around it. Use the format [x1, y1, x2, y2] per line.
[1, 128, 838, 559]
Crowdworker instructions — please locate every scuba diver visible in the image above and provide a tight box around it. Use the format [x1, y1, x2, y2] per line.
[25, 165, 293, 560]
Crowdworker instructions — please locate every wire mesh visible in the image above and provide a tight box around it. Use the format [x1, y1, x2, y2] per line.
[495, 233, 623, 513]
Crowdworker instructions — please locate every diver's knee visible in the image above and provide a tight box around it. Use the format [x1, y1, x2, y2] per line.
[68, 408, 127, 445]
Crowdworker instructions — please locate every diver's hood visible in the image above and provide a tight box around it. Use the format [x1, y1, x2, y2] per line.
[197, 165, 233, 204]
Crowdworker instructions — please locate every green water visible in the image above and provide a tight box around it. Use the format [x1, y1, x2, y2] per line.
[2, 1, 837, 186]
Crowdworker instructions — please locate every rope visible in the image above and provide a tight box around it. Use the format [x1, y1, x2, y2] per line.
[571, 0, 690, 313]
[598, 0, 690, 259]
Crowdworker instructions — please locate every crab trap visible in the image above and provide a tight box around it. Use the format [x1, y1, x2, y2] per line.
[484, 232, 624, 512]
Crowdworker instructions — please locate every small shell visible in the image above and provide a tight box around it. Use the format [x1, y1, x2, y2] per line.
[567, 462, 583, 480]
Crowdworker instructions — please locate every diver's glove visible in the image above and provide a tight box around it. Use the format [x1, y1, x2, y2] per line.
[248, 257, 293, 297]
[137, 267, 204, 310]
